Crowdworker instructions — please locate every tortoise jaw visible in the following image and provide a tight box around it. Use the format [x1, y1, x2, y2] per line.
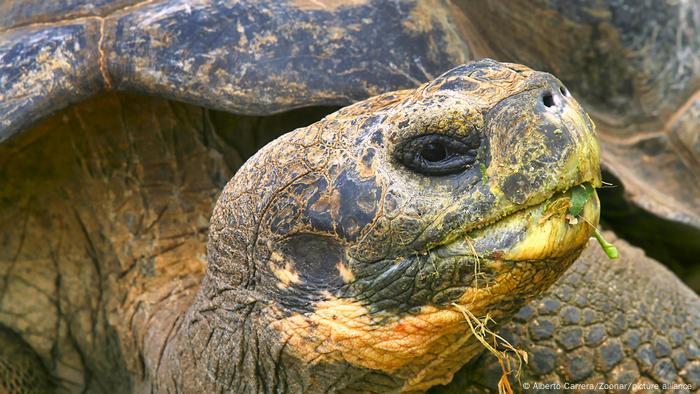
[475, 187, 599, 262]
[439, 183, 600, 264]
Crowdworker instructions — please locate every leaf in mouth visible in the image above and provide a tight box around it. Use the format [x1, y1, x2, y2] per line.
[567, 182, 620, 260]
[568, 183, 594, 217]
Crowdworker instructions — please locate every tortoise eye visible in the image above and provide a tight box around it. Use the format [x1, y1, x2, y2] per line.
[395, 134, 480, 176]
[421, 142, 448, 162]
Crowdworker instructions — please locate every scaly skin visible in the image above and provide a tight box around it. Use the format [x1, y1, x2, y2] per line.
[0, 59, 601, 393]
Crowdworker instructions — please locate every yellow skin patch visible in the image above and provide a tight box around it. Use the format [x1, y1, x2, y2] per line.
[336, 261, 356, 283]
[271, 252, 301, 288]
[272, 299, 473, 382]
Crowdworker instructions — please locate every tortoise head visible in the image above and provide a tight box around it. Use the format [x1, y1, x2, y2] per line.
[206, 59, 600, 389]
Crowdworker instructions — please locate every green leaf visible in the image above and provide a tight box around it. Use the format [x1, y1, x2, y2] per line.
[594, 229, 619, 259]
[569, 183, 594, 217]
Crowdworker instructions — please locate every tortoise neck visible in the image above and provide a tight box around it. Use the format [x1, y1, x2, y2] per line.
[138, 271, 382, 393]
[123, 273, 200, 392]
[140, 273, 297, 392]
[139, 271, 491, 393]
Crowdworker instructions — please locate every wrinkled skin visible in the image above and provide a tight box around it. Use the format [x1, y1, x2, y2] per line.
[1, 60, 600, 392]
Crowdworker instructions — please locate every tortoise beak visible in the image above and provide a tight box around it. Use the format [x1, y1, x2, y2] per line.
[465, 186, 600, 262]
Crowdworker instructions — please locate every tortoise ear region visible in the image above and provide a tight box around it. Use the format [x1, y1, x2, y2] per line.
[267, 233, 351, 313]
[281, 233, 346, 285]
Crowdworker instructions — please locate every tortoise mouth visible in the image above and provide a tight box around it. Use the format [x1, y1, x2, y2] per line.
[437, 182, 600, 264]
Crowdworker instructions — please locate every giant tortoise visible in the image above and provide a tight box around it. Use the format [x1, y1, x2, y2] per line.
[1, 1, 699, 393]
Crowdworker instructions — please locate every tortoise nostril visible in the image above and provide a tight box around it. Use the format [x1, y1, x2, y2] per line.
[542, 92, 555, 108]
[559, 86, 568, 96]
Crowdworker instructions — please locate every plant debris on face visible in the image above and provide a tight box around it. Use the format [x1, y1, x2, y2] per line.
[452, 303, 527, 394]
